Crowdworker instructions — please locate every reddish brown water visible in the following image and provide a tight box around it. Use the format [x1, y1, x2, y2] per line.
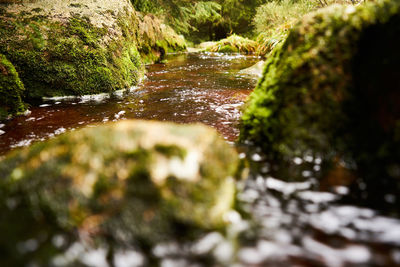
[0, 52, 259, 156]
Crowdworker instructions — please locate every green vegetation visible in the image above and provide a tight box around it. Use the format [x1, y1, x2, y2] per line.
[205, 34, 258, 53]
[0, 120, 238, 265]
[131, 0, 269, 43]
[253, 0, 317, 55]
[252, 0, 372, 55]
[131, 0, 348, 54]
[134, 14, 186, 63]
[253, 0, 316, 34]
[0, 53, 26, 119]
[240, 0, 400, 209]
[130, 0, 351, 53]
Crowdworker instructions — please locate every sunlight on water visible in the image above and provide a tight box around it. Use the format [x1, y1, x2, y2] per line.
[0, 52, 258, 155]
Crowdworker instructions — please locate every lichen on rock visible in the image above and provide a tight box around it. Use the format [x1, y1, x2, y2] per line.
[0, 120, 238, 265]
[240, 0, 400, 209]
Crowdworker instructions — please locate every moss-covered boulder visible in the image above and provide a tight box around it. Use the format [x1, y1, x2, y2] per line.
[0, 120, 237, 265]
[137, 14, 187, 63]
[0, 53, 26, 119]
[240, 1, 400, 208]
[0, 0, 186, 109]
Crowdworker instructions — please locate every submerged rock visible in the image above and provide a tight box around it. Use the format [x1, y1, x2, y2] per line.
[0, 0, 186, 118]
[240, 0, 400, 210]
[0, 120, 238, 265]
[238, 60, 265, 78]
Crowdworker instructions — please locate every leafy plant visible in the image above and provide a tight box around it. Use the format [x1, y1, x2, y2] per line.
[205, 34, 258, 53]
[253, 0, 317, 35]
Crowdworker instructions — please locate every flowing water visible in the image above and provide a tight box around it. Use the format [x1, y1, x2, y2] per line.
[0, 52, 258, 155]
[1, 52, 400, 266]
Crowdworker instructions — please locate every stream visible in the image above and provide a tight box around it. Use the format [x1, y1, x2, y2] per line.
[1, 52, 400, 266]
[0, 52, 258, 155]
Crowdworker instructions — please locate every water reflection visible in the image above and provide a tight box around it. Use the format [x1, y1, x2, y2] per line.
[0, 52, 259, 156]
[234, 147, 400, 266]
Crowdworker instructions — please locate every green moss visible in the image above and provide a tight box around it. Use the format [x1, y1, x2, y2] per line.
[0, 53, 26, 120]
[68, 17, 101, 47]
[220, 45, 239, 53]
[0, 12, 141, 98]
[0, 0, 186, 107]
[240, 0, 400, 210]
[120, 13, 186, 63]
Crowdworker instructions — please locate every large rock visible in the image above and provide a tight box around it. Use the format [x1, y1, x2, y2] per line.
[0, 0, 185, 117]
[0, 120, 238, 265]
[0, 53, 26, 119]
[240, 1, 400, 209]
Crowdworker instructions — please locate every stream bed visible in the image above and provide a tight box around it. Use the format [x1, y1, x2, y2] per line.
[1, 52, 399, 266]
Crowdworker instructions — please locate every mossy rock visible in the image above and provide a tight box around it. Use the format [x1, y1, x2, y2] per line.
[0, 120, 238, 266]
[136, 17, 187, 63]
[240, 1, 400, 209]
[0, 0, 142, 99]
[0, 0, 186, 103]
[0, 53, 26, 119]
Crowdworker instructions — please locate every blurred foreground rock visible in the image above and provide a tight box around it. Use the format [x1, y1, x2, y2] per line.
[0, 120, 238, 266]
